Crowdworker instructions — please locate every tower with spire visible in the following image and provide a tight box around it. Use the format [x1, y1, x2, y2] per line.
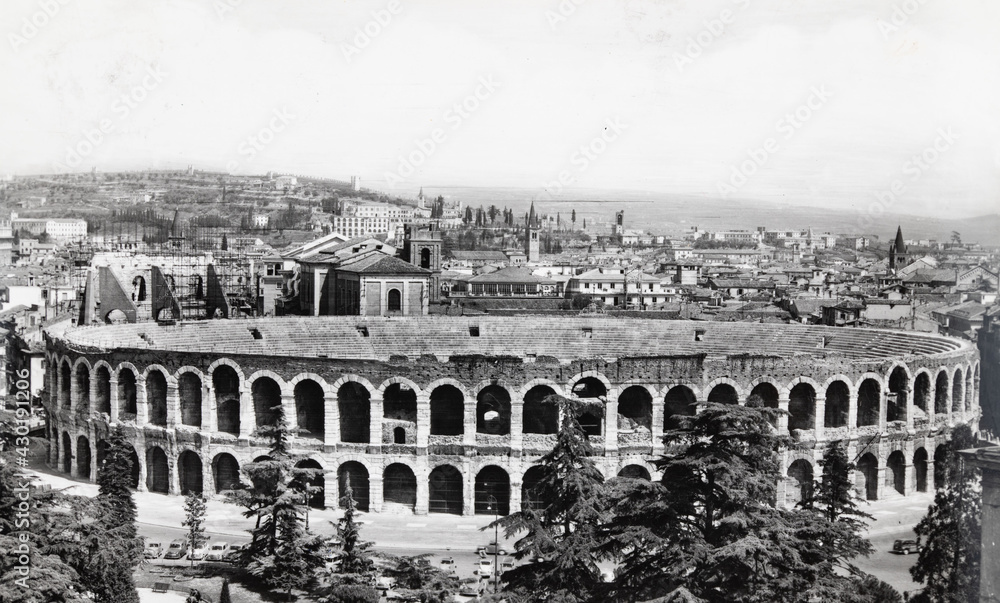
[417, 187, 426, 210]
[889, 226, 909, 271]
[525, 201, 540, 263]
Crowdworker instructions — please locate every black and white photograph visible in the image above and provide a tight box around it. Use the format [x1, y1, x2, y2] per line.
[0, 1, 998, 602]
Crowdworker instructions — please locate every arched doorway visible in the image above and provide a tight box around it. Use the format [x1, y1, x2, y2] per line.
[387, 288, 402, 313]
[786, 459, 813, 506]
[178, 450, 203, 495]
[119, 368, 137, 416]
[338, 382, 371, 443]
[708, 383, 739, 405]
[252, 377, 282, 430]
[76, 436, 91, 479]
[75, 365, 90, 414]
[952, 369, 964, 412]
[474, 466, 510, 516]
[178, 372, 203, 428]
[336, 461, 368, 511]
[94, 366, 112, 415]
[59, 362, 71, 409]
[913, 373, 931, 417]
[383, 463, 417, 511]
[617, 386, 652, 431]
[429, 464, 463, 515]
[857, 379, 881, 427]
[477, 385, 511, 435]
[887, 450, 905, 495]
[913, 448, 928, 492]
[430, 385, 464, 435]
[856, 453, 878, 500]
[572, 377, 606, 400]
[294, 379, 325, 440]
[788, 383, 816, 432]
[887, 368, 909, 423]
[217, 400, 240, 436]
[664, 386, 697, 430]
[824, 381, 850, 428]
[213, 453, 241, 492]
[146, 447, 169, 493]
[523, 385, 558, 434]
[146, 370, 168, 426]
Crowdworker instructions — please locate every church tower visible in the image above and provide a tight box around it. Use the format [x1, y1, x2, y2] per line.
[889, 226, 909, 271]
[525, 201, 540, 262]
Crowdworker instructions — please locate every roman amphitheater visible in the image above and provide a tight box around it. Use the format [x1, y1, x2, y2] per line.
[43, 317, 980, 515]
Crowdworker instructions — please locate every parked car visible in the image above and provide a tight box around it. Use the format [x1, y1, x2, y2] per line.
[163, 539, 187, 560]
[476, 558, 494, 576]
[476, 541, 508, 556]
[143, 542, 163, 559]
[189, 542, 209, 561]
[224, 543, 248, 562]
[893, 539, 922, 555]
[500, 557, 515, 572]
[205, 541, 229, 561]
[459, 580, 482, 597]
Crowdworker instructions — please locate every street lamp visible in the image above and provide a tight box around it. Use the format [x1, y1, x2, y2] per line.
[486, 494, 499, 591]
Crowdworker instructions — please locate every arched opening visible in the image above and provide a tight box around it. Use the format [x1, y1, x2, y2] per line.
[952, 368, 964, 413]
[887, 450, 905, 496]
[60, 362, 71, 409]
[393, 427, 406, 444]
[788, 383, 816, 432]
[708, 383, 739, 405]
[76, 436, 91, 480]
[178, 450, 203, 495]
[618, 465, 651, 480]
[935, 370, 949, 414]
[786, 459, 813, 506]
[523, 385, 558, 434]
[252, 377, 282, 430]
[336, 461, 367, 511]
[119, 368, 137, 416]
[213, 453, 241, 492]
[856, 453, 878, 501]
[522, 466, 546, 511]
[214, 365, 240, 402]
[475, 466, 511, 516]
[146, 447, 169, 493]
[857, 379, 881, 427]
[338, 382, 371, 443]
[387, 288, 402, 313]
[965, 369, 973, 412]
[128, 448, 140, 489]
[617, 386, 652, 431]
[294, 379, 325, 439]
[61, 432, 72, 473]
[106, 309, 128, 324]
[383, 383, 416, 443]
[572, 376, 607, 400]
[578, 403, 603, 437]
[750, 382, 780, 410]
[824, 381, 850, 428]
[178, 372, 202, 428]
[664, 386, 697, 430]
[887, 368, 909, 423]
[477, 385, 511, 435]
[146, 370, 168, 427]
[383, 463, 417, 511]
[132, 276, 147, 302]
[913, 448, 928, 492]
[913, 373, 931, 417]
[217, 400, 240, 436]
[934, 445, 948, 488]
[75, 364, 90, 414]
[430, 384, 464, 435]
[420, 247, 431, 269]
[94, 366, 111, 415]
[428, 464, 463, 515]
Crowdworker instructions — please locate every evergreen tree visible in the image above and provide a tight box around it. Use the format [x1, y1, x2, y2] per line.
[491, 395, 608, 602]
[221, 233, 229, 250]
[182, 493, 208, 568]
[910, 424, 981, 603]
[336, 476, 373, 574]
[571, 209, 576, 225]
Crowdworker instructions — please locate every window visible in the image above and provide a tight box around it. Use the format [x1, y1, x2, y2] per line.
[387, 288, 402, 312]
[469, 326, 480, 337]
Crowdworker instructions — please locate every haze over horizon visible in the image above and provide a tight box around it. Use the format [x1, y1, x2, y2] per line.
[3, 0, 998, 220]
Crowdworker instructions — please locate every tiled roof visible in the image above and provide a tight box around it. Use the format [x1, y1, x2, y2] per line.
[336, 253, 430, 275]
[468, 267, 554, 284]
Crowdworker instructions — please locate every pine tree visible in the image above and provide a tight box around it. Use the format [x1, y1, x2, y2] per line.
[492, 395, 608, 602]
[910, 424, 981, 603]
[571, 209, 576, 225]
[336, 476, 373, 574]
[182, 493, 208, 568]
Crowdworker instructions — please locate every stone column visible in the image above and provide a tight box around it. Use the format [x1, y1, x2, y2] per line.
[875, 466, 886, 500]
[416, 394, 430, 452]
[238, 385, 253, 439]
[166, 383, 180, 429]
[848, 388, 858, 431]
[509, 398, 524, 457]
[369, 394, 383, 451]
[777, 394, 790, 434]
[903, 440, 915, 495]
[813, 396, 826, 441]
[651, 396, 665, 454]
[325, 388, 339, 450]
[136, 381, 148, 426]
[89, 376, 99, 418]
[926, 460, 936, 492]
[463, 398, 477, 448]
[604, 399, 619, 455]
[135, 432, 148, 492]
[48, 427, 58, 467]
[878, 391, 888, 431]
[168, 453, 180, 495]
[509, 479, 522, 513]
[69, 369, 79, 416]
[904, 385, 914, 433]
[88, 428, 98, 481]
[370, 469, 384, 513]
[415, 460, 429, 515]
[463, 459, 476, 517]
[202, 383, 215, 432]
[202, 440, 215, 496]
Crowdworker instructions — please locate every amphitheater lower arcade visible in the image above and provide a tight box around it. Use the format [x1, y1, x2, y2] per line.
[43, 318, 980, 515]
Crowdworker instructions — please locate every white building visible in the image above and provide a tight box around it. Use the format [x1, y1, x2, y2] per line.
[45, 219, 88, 241]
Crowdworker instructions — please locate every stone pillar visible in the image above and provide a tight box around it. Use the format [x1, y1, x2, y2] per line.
[136, 381, 148, 426]
[89, 376, 99, 418]
[926, 460, 936, 492]
[904, 385, 914, 433]
[509, 399, 524, 456]
[604, 399, 619, 455]
[370, 469, 384, 513]
[463, 459, 475, 517]
[651, 396, 665, 454]
[777, 394, 790, 434]
[369, 395, 383, 451]
[168, 452, 180, 495]
[509, 479, 522, 512]
[875, 466, 886, 500]
[326, 388, 340, 449]
[463, 398, 477, 448]
[238, 385, 253, 439]
[48, 427, 58, 467]
[166, 383, 179, 428]
[848, 388, 858, 431]
[69, 369, 79, 416]
[67, 434, 78, 478]
[281, 394, 296, 436]
[814, 396, 826, 440]
[203, 383, 215, 432]
[135, 433, 148, 492]
[903, 440, 915, 495]
[88, 428, 98, 481]
[415, 460, 429, 515]
[202, 441, 215, 496]
[878, 391, 888, 431]
[416, 394, 430, 451]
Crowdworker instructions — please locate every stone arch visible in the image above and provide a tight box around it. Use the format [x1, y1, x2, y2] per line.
[214, 364, 241, 435]
[786, 458, 813, 506]
[749, 380, 780, 411]
[952, 367, 964, 412]
[887, 450, 905, 496]
[387, 287, 402, 313]
[336, 460, 370, 511]
[857, 378, 881, 427]
[856, 452, 878, 501]
[567, 372, 611, 400]
[383, 383, 417, 422]
[934, 369, 950, 414]
[251, 375, 283, 430]
[706, 379, 741, 405]
[474, 465, 511, 516]
[74, 361, 91, 414]
[664, 385, 697, 430]
[428, 464, 464, 515]
[913, 447, 928, 493]
[477, 384, 512, 435]
[337, 380, 372, 443]
[145, 369, 168, 427]
[213, 453, 241, 492]
[913, 370, 932, 418]
[788, 382, 816, 432]
[824, 380, 850, 428]
[429, 382, 465, 436]
[177, 371, 202, 428]
[178, 450, 203, 494]
[887, 366, 909, 423]
[617, 464, 651, 480]
[59, 359, 71, 409]
[93, 364, 112, 415]
[117, 364, 139, 417]
[145, 446, 169, 493]
[294, 379, 325, 440]
[76, 435, 91, 480]
[523, 384, 559, 434]
[617, 385, 653, 431]
[383, 463, 417, 511]
[521, 465, 545, 511]
[206, 358, 247, 385]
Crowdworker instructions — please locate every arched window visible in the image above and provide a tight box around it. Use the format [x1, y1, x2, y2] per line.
[132, 276, 147, 302]
[387, 288, 402, 313]
[420, 247, 431, 269]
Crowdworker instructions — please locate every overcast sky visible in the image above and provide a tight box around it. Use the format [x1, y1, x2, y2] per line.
[2, 0, 998, 218]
